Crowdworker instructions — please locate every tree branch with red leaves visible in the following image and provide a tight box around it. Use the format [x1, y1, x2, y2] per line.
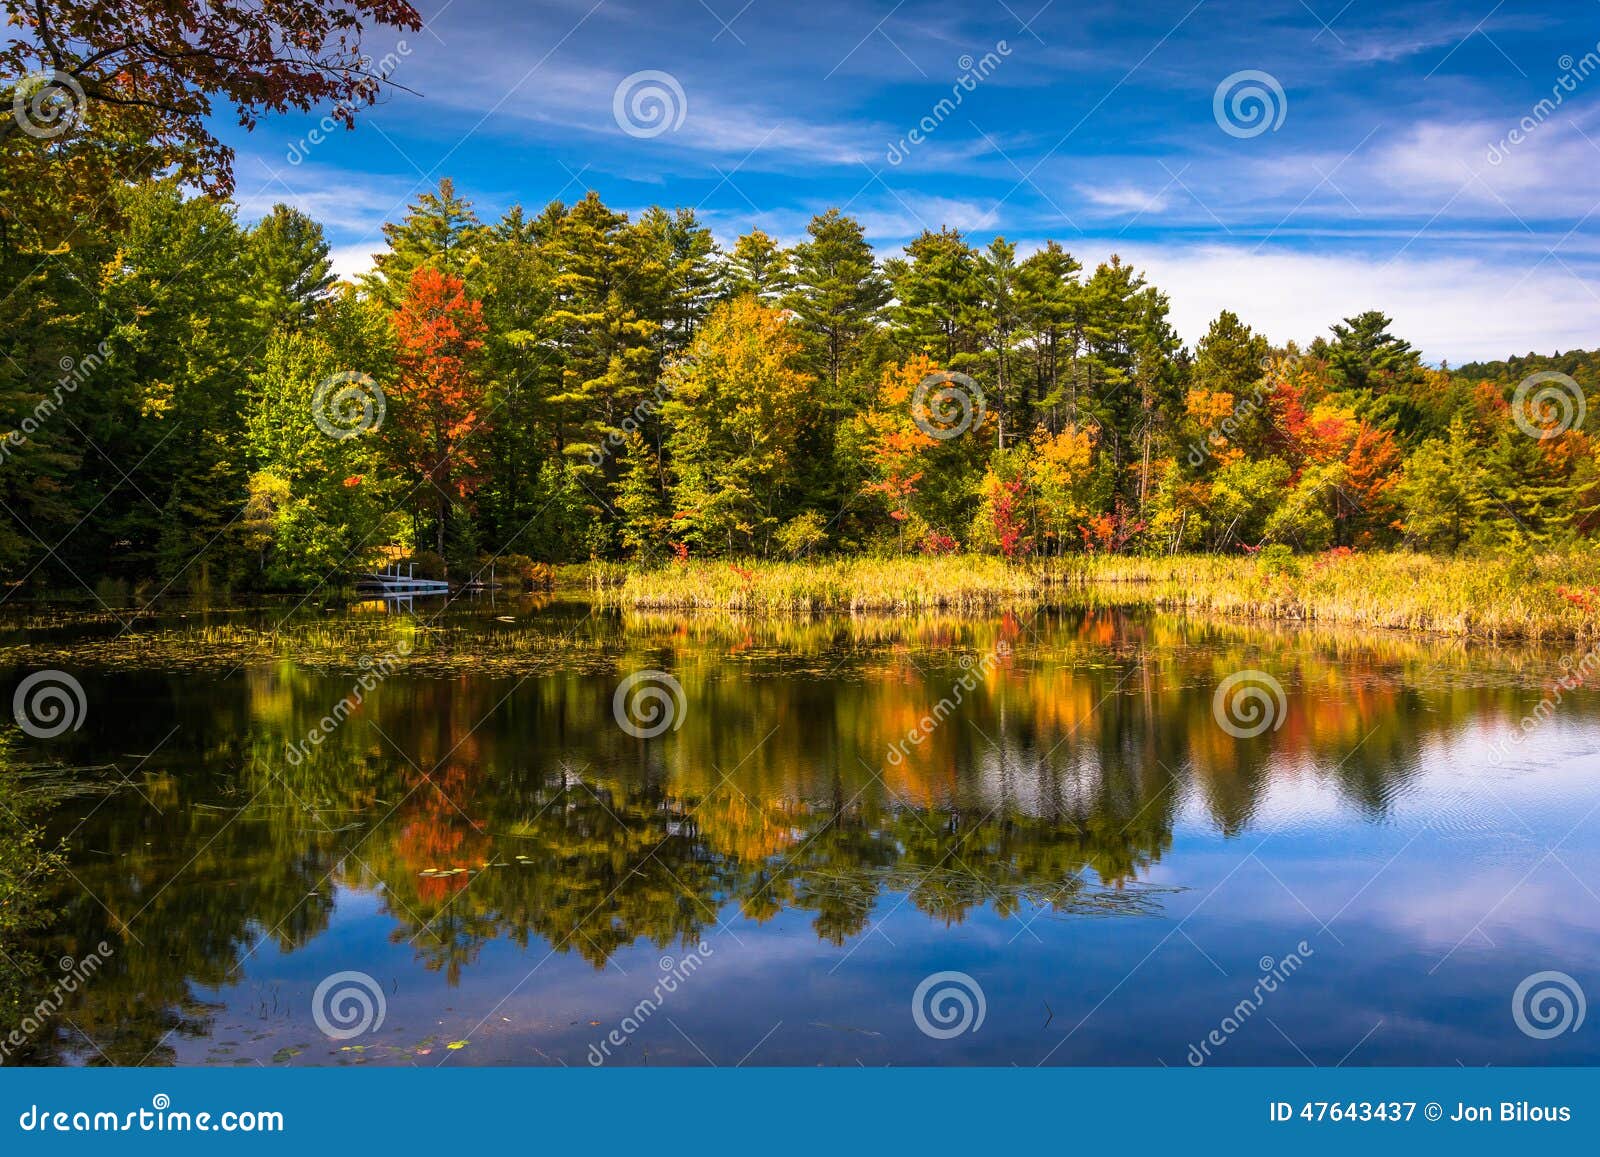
[2, 0, 421, 194]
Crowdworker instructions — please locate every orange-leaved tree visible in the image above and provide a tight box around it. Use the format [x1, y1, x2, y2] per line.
[392, 266, 488, 560]
[853, 355, 944, 550]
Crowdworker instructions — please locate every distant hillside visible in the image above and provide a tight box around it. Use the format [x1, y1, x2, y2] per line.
[1456, 348, 1600, 384]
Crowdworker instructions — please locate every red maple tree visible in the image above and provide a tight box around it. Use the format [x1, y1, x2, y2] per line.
[392, 266, 488, 558]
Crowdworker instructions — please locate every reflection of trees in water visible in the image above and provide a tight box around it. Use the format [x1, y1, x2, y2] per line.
[11, 606, 1584, 1063]
[358, 774, 1179, 961]
[0, 751, 70, 1064]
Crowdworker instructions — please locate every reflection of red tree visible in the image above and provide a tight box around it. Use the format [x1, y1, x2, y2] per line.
[392, 759, 490, 903]
[1076, 611, 1117, 647]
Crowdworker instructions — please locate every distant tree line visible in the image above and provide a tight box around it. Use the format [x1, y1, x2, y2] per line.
[1, 174, 1596, 591]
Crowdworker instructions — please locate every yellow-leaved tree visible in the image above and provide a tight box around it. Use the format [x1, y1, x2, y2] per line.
[661, 296, 815, 555]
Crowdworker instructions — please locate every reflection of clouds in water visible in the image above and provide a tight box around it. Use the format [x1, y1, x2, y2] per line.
[21, 605, 1600, 1066]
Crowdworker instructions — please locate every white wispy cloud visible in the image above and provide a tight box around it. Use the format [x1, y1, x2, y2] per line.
[232, 154, 422, 236]
[1078, 184, 1174, 214]
[1097, 242, 1600, 363]
[383, 23, 884, 171]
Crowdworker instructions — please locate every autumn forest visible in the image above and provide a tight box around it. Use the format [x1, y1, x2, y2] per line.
[3, 173, 1597, 594]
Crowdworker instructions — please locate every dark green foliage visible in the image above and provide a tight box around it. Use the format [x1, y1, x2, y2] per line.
[0, 172, 1594, 591]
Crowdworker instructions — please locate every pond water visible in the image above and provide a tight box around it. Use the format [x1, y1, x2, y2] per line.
[3, 599, 1597, 1066]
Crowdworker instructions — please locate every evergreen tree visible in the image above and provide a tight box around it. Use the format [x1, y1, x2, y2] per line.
[539, 194, 662, 467]
[1016, 240, 1082, 420]
[1397, 416, 1489, 551]
[615, 432, 672, 562]
[884, 227, 982, 367]
[975, 238, 1025, 449]
[725, 229, 794, 301]
[475, 207, 559, 553]
[93, 183, 259, 587]
[243, 204, 335, 333]
[364, 178, 483, 305]
[786, 210, 889, 391]
[1322, 310, 1423, 395]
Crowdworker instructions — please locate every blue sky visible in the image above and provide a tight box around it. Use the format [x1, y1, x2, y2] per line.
[229, 0, 1600, 363]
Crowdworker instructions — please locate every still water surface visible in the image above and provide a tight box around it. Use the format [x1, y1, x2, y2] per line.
[4, 600, 1597, 1066]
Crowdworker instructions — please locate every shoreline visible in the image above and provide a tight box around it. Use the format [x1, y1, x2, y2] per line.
[0, 550, 1594, 648]
[599, 552, 1600, 641]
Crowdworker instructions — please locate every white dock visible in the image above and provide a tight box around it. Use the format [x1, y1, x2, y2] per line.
[357, 563, 451, 595]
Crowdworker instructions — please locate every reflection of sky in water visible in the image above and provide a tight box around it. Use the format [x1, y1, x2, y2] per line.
[163, 721, 1600, 1067]
[8, 607, 1600, 1066]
